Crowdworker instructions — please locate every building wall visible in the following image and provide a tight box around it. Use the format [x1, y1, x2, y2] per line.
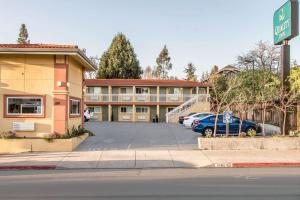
[0, 55, 54, 137]
[67, 57, 83, 130]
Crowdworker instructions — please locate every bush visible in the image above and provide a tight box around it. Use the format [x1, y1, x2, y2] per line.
[0, 131, 17, 139]
[289, 130, 300, 137]
[248, 129, 256, 137]
[58, 125, 95, 139]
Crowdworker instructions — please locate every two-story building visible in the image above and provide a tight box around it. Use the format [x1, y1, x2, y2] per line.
[84, 79, 210, 122]
[0, 44, 96, 137]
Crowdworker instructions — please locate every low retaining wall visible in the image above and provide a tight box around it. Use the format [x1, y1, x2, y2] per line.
[0, 133, 89, 153]
[198, 137, 300, 150]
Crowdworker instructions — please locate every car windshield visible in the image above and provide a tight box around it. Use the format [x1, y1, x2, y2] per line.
[196, 113, 210, 118]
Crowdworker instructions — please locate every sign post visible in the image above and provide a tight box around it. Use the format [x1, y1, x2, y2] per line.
[223, 111, 233, 137]
[273, 0, 298, 135]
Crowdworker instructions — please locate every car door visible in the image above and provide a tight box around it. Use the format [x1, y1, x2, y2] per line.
[230, 117, 240, 135]
[217, 115, 226, 134]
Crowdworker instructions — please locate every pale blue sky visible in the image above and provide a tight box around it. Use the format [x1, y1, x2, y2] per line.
[0, 0, 299, 78]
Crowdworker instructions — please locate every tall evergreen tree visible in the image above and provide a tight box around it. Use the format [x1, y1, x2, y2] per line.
[184, 63, 197, 81]
[97, 33, 143, 79]
[17, 24, 30, 44]
[153, 45, 172, 79]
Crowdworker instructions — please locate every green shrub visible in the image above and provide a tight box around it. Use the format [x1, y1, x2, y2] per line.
[58, 125, 95, 139]
[289, 130, 300, 137]
[0, 131, 17, 139]
[248, 129, 256, 137]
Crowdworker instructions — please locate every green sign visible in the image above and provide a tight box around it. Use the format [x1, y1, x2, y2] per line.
[274, 0, 299, 45]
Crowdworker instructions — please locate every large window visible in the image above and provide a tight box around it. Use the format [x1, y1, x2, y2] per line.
[136, 107, 148, 113]
[88, 106, 101, 113]
[136, 87, 149, 94]
[87, 87, 101, 94]
[6, 96, 43, 116]
[120, 106, 132, 113]
[120, 88, 128, 94]
[168, 88, 181, 94]
[70, 98, 81, 116]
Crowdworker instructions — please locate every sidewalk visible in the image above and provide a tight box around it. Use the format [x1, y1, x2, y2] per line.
[0, 149, 300, 169]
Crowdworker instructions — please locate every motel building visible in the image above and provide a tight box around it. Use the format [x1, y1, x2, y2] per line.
[0, 44, 96, 137]
[84, 79, 211, 123]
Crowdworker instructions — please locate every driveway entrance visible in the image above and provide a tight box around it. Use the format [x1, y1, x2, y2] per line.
[76, 122, 198, 151]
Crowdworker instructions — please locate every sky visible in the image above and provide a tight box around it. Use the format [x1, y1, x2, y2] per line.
[0, 0, 300, 78]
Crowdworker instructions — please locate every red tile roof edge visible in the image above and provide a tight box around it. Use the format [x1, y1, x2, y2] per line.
[0, 44, 78, 49]
[84, 79, 210, 87]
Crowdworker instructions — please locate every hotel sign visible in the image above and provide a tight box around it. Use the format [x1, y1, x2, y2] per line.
[274, 0, 299, 45]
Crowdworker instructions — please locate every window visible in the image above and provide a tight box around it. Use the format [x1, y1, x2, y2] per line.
[136, 107, 148, 113]
[87, 87, 101, 94]
[120, 88, 127, 94]
[120, 106, 132, 113]
[6, 96, 43, 116]
[167, 107, 175, 113]
[168, 88, 181, 94]
[136, 87, 149, 94]
[89, 106, 101, 113]
[70, 98, 81, 116]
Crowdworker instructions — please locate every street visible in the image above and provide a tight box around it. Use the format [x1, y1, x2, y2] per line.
[0, 168, 299, 200]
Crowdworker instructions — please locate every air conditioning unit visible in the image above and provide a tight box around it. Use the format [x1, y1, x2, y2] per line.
[13, 122, 35, 131]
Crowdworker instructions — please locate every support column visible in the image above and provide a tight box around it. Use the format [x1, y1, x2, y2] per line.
[133, 86, 136, 102]
[156, 86, 160, 120]
[132, 104, 136, 122]
[108, 104, 112, 122]
[196, 86, 199, 95]
[108, 85, 112, 102]
[280, 41, 291, 135]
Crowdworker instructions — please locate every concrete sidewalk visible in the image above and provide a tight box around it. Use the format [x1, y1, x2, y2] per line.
[0, 149, 300, 169]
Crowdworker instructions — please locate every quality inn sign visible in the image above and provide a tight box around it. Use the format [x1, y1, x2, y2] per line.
[274, 0, 299, 45]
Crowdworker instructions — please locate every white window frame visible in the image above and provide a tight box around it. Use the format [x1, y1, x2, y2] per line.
[6, 96, 44, 116]
[136, 107, 148, 113]
[70, 98, 81, 116]
[168, 88, 181, 95]
[87, 87, 101, 94]
[89, 106, 102, 113]
[120, 106, 132, 113]
[136, 87, 149, 94]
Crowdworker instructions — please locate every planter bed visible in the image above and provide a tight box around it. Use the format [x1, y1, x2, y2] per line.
[0, 133, 89, 153]
[198, 137, 300, 150]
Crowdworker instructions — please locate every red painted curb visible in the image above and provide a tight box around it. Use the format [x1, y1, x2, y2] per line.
[0, 165, 56, 170]
[232, 162, 300, 168]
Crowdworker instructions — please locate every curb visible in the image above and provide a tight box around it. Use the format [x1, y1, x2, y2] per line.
[0, 165, 56, 170]
[210, 162, 300, 168]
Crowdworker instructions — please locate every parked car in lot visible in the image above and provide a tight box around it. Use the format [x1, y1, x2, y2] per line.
[183, 112, 212, 128]
[192, 114, 259, 136]
[178, 112, 196, 124]
[84, 110, 91, 122]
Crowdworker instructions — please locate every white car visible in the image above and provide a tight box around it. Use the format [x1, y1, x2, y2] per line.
[183, 112, 212, 128]
[84, 110, 91, 122]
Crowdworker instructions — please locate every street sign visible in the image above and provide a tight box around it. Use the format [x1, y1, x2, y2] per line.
[223, 111, 233, 124]
[274, 0, 299, 45]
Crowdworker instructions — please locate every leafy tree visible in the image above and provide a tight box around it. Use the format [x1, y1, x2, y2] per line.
[96, 33, 143, 79]
[153, 45, 172, 79]
[17, 24, 30, 44]
[210, 74, 242, 137]
[143, 66, 153, 79]
[184, 63, 197, 81]
[275, 67, 300, 136]
[85, 56, 99, 79]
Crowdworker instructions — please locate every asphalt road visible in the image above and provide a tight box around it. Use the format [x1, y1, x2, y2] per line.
[78, 122, 198, 151]
[0, 168, 299, 200]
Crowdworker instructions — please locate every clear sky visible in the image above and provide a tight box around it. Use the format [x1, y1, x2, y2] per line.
[0, 0, 299, 78]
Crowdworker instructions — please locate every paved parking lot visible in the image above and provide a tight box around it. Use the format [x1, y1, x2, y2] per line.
[76, 122, 199, 151]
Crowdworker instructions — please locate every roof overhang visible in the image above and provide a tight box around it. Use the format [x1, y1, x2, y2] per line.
[0, 48, 97, 71]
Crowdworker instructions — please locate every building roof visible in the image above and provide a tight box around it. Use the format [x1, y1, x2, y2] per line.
[216, 65, 240, 74]
[0, 44, 96, 70]
[85, 79, 210, 87]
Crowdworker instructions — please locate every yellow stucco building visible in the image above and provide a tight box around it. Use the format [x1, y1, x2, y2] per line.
[0, 44, 95, 137]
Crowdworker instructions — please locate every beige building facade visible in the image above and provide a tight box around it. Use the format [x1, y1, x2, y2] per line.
[0, 44, 95, 137]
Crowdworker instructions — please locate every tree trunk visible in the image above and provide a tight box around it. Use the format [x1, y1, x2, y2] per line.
[213, 108, 220, 137]
[282, 110, 287, 136]
[239, 111, 243, 136]
[262, 103, 267, 137]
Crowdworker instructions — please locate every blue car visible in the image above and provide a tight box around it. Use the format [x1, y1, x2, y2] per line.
[192, 114, 259, 136]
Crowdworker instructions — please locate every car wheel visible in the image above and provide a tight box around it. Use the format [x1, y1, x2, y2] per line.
[203, 128, 213, 137]
[246, 127, 256, 135]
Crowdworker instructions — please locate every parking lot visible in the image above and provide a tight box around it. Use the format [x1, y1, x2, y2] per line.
[76, 122, 199, 151]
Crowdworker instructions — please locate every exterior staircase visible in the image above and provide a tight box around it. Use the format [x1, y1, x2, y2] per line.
[166, 94, 210, 123]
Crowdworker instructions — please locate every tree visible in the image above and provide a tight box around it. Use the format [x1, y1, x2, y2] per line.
[184, 63, 197, 81]
[153, 45, 172, 79]
[237, 41, 280, 73]
[275, 67, 300, 136]
[210, 74, 242, 137]
[85, 56, 99, 79]
[17, 24, 30, 44]
[143, 66, 153, 79]
[96, 33, 143, 79]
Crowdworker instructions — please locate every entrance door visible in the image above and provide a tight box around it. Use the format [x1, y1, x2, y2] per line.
[112, 107, 118, 122]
